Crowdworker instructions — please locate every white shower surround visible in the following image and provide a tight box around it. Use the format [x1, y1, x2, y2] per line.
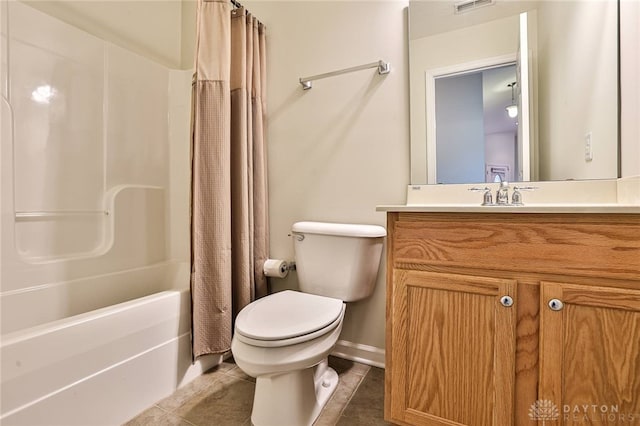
[0, 3, 211, 424]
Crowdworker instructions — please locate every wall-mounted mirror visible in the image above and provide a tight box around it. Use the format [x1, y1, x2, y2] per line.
[409, 0, 620, 185]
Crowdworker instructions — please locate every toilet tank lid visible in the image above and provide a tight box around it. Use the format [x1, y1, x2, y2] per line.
[292, 221, 386, 238]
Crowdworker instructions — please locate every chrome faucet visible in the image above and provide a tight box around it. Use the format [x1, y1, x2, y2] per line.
[470, 179, 538, 206]
[495, 176, 510, 205]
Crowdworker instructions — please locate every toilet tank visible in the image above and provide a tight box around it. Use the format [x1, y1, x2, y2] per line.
[291, 221, 386, 302]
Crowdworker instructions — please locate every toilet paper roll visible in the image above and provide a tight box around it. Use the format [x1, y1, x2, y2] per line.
[263, 259, 289, 278]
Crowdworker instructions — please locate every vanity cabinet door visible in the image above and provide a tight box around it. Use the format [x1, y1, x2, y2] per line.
[539, 281, 640, 424]
[387, 269, 517, 426]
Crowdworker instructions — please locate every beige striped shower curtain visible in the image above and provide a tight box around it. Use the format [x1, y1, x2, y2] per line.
[190, 0, 269, 358]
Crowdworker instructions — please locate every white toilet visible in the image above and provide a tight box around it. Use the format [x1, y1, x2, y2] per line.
[230, 221, 386, 426]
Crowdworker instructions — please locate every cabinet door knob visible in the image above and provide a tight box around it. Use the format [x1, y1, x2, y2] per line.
[548, 299, 564, 311]
[500, 296, 514, 307]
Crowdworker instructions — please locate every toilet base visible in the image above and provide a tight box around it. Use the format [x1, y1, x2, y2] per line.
[251, 359, 339, 426]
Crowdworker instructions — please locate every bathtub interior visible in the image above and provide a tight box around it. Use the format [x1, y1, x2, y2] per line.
[0, 2, 208, 425]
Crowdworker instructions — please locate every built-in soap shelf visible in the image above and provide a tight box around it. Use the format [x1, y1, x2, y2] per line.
[14, 185, 165, 263]
[15, 210, 110, 220]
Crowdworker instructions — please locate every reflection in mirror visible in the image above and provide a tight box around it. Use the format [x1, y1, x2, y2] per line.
[435, 64, 518, 184]
[409, 0, 619, 185]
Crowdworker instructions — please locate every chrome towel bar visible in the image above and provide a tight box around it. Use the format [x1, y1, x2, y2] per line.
[299, 60, 390, 90]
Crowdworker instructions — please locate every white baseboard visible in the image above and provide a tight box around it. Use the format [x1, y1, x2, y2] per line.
[331, 340, 385, 368]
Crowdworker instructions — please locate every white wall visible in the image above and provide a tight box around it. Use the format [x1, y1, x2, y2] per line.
[182, 0, 198, 70]
[22, 0, 186, 69]
[243, 0, 410, 351]
[537, 0, 618, 181]
[621, 0, 640, 178]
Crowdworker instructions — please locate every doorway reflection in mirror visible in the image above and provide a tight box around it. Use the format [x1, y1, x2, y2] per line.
[434, 64, 519, 184]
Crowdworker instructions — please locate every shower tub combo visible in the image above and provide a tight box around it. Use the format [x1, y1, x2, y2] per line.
[1, 3, 217, 425]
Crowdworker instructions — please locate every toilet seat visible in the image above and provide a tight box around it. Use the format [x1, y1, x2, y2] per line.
[235, 290, 345, 348]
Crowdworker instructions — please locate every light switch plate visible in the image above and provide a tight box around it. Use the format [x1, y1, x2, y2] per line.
[585, 132, 593, 162]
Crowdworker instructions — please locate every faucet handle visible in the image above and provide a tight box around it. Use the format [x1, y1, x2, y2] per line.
[469, 187, 493, 205]
[511, 186, 539, 206]
[511, 187, 523, 205]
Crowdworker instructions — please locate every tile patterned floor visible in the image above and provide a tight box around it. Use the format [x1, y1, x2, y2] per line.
[124, 356, 391, 426]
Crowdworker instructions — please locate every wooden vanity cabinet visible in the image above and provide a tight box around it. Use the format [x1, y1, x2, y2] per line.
[389, 269, 518, 425]
[539, 282, 640, 424]
[384, 212, 640, 426]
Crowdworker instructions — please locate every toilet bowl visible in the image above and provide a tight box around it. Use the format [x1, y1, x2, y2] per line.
[231, 290, 345, 426]
[230, 221, 386, 426]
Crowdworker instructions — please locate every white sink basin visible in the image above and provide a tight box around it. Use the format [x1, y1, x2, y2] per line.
[376, 177, 640, 213]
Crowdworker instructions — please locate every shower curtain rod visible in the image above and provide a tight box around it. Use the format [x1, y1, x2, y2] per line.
[299, 60, 390, 90]
[231, 0, 243, 9]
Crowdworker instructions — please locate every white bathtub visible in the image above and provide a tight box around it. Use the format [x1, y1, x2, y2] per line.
[2, 261, 185, 335]
[0, 263, 221, 426]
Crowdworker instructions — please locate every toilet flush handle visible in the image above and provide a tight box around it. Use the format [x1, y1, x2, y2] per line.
[288, 232, 305, 242]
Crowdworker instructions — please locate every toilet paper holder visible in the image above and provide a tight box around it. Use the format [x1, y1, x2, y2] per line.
[263, 259, 296, 278]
